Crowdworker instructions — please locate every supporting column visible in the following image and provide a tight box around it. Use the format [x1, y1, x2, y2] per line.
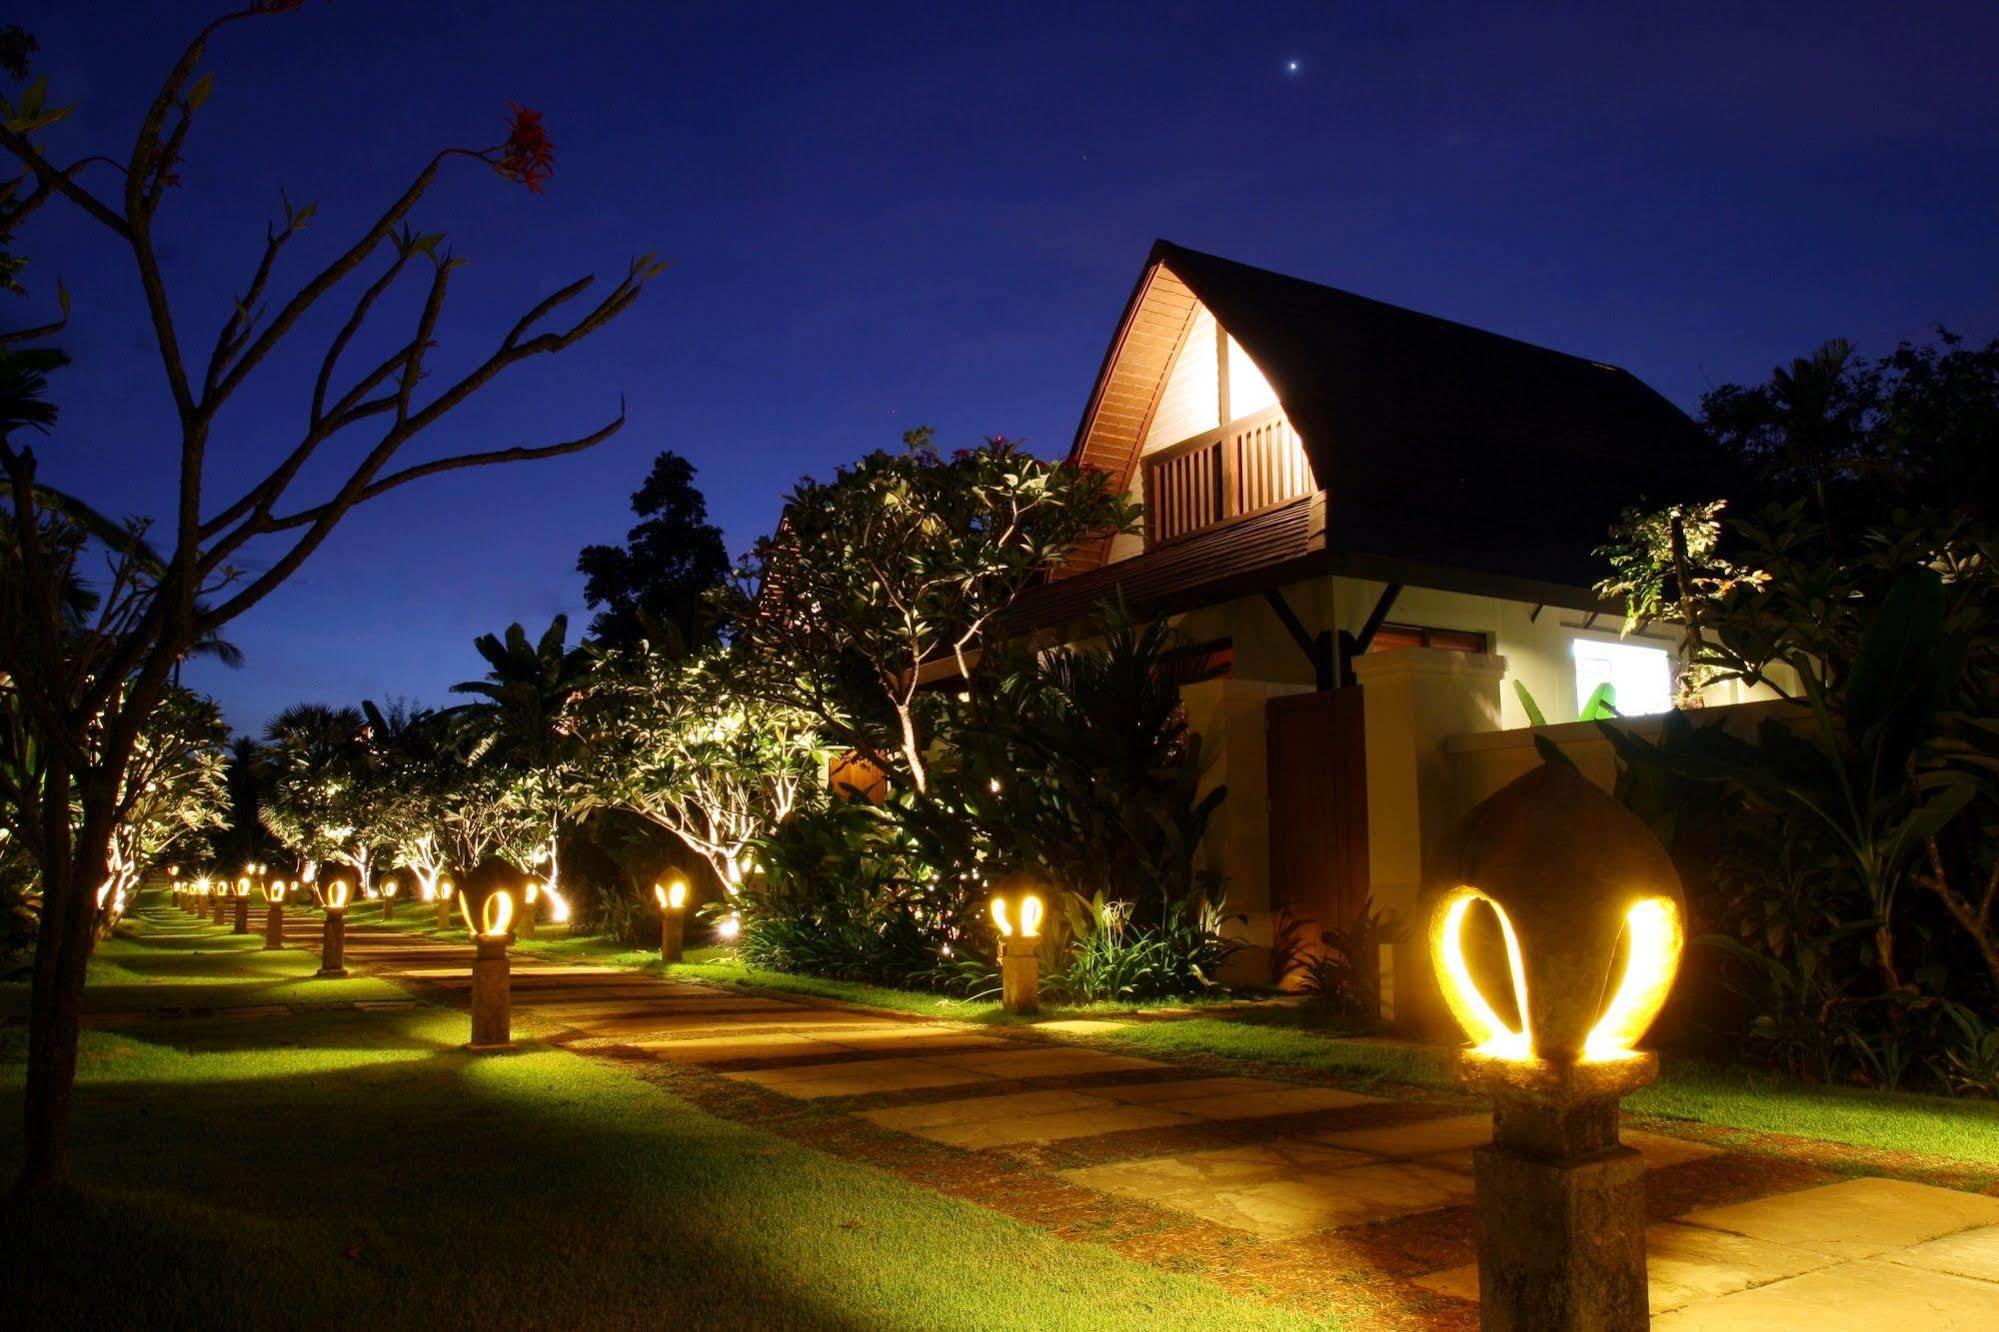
[1351, 647, 1506, 1035]
[469, 936, 512, 1050]
[263, 902, 284, 950]
[660, 909, 684, 964]
[1000, 936, 1040, 1015]
[435, 898, 452, 931]
[232, 896, 249, 934]
[317, 912, 347, 977]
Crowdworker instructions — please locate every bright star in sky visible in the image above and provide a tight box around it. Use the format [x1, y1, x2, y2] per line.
[1286, 59, 1301, 75]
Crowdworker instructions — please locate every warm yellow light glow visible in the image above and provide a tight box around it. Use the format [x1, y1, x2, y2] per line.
[1584, 898, 1683, 1062]
[194, 876, 211, 896]
[716, 912, 741, 941]
[990, 892, 1044, 939]
[324, 879, 351, 912]
[654, 879, 689, 912]
[264, 881, 286, 904]
[234, 876, 251, 898]
[169, 865, 180, 879]
[382, 878, 399, 899]
[1435, 889, 1533, 1061]
[439, 878, 456, 900]
[543, 882, 570, 923]
[458, 889, 515, 940]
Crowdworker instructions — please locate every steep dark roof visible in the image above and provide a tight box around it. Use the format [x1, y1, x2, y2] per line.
[1072, 241, 1730, 592]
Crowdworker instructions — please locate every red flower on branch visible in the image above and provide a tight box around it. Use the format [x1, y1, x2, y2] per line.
[495, 102, 555, 195]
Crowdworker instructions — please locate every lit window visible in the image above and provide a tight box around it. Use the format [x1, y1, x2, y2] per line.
[1226, 335, 1280, 418]
[1571, 639, 1672, 716]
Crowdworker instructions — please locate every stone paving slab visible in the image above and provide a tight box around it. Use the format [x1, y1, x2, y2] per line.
[812, 1028, 1007, 1052]
[1171, 1085, 1383, 1120]
[1891, 1224, 1999, 1284]
[914, 1104, 1195, 1149]
[1676, 1177, 1999, 1261]
[1091, 1076, 1302, 1105]
[1064, 1139, 1378, 1200]
[1171, 1162, 1476, 1238]
[725, 1057, 998, 1099]
[921, 1047, 1164, 1078]
[627, 1032, 853, 1063]
[865, 1089, 1108, 1131]
[1652, 1255, 1999, 1330]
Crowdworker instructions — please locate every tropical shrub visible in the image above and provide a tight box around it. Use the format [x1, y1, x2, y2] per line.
[1044, 889, 1243, 1003]
[1598, 334, 1998, 1093]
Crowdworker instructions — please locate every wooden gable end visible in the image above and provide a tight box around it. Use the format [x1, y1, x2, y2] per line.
[1055, 262, 1200, 577]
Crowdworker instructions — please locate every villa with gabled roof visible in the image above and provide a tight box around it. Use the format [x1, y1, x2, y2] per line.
[1012, 241, 1778, 1009]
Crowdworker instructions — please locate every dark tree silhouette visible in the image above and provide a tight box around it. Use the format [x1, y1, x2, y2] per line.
[0, 6, 658, 1195]
[576, 450, 729, 652]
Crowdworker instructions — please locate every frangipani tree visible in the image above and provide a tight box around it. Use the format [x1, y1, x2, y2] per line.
[0, 5, 657, 1192]
[260, 703, 380, 894]
[721, 432, 1135, 793]
[582, 647, 826, 885]
[105, 687, 228, 915]
[360, 701, 457, 901]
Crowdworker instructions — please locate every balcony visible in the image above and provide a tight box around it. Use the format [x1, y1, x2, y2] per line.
[1142, 405, 1314, 546]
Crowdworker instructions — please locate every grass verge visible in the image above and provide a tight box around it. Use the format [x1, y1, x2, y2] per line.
[0, 925, 1331, 1330]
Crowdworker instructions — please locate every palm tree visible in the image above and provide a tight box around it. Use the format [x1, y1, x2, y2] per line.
[450, 615, 593, 911]
[261, 703, 373, 891]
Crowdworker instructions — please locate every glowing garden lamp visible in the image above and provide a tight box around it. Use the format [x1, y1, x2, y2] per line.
[988, 875, 1046, 1016]
[1429, 760, 1685, 1330]
[516, 880, 541, 941]
[380, 876, 399, 923]
[315, 879, 353, 978]
[434, 877, 456, 931]
[229, 874, 254, 934]
[461, 889, 518, 1051]
[261, 878, 288, 951]
[653, 879, 689, 963]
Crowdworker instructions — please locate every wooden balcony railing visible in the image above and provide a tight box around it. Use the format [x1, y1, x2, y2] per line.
[1142, 406, 1314, 546]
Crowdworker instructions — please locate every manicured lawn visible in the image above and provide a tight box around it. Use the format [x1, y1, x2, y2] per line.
[0, 914, 403, 1016]
[0, 921, 1331, 1330]
[1627, 1064, 1999, 1167]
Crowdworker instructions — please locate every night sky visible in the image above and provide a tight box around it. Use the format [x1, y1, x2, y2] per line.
[19, 1, 1999, 731]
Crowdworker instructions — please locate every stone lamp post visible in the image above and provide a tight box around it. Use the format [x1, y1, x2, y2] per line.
[432, 878, 456, 931]
[988, 876, 1046, 1016]
[262, 880, 287, 950]
[516, 882, 540, 941]
[316, 880, 353, 978]
[1430, 761, 1687, 1332]
[463, 890, 517, 1052]
[229, 876, 252, 932]
[654, 879, 688, 963]
[380, 877, 398, 924]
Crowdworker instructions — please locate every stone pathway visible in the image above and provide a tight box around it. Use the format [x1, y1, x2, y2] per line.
[149, 900, 1999, 1328]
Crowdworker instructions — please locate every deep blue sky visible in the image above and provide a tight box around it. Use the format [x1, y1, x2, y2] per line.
[19, 1, 1999, 731]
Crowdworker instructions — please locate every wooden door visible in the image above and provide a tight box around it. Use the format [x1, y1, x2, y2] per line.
[1266, 688, 1369, 945]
